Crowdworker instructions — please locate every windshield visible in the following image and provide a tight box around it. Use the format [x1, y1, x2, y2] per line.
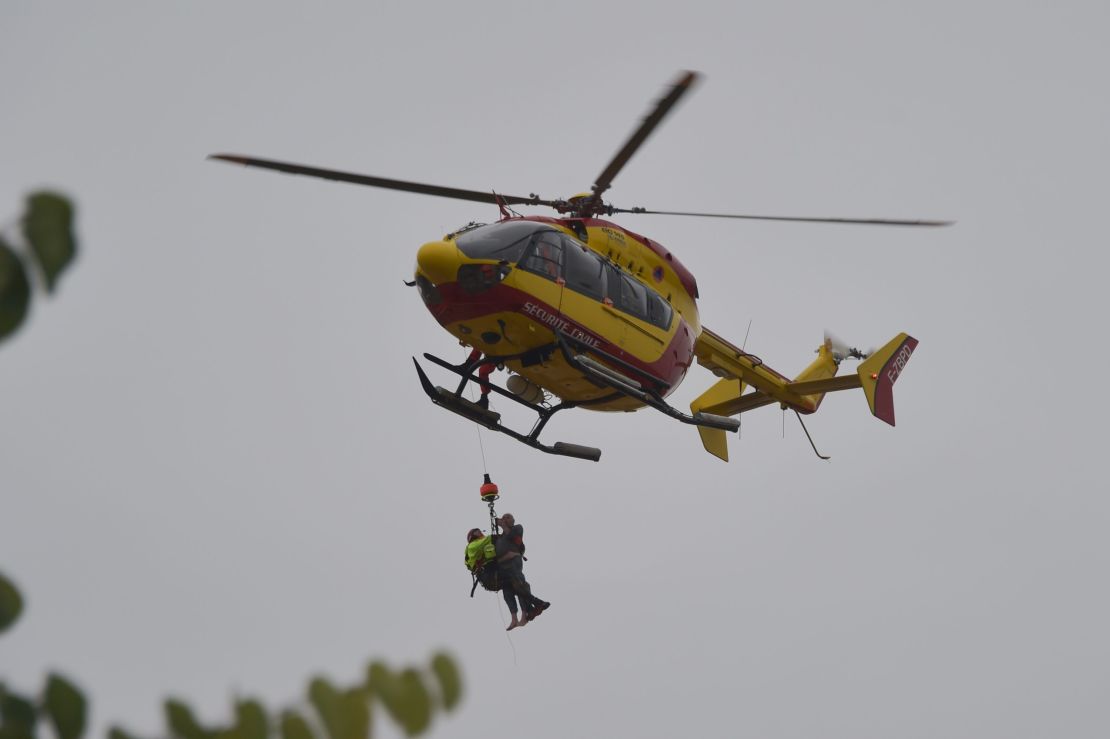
[455, 221, 555, 262]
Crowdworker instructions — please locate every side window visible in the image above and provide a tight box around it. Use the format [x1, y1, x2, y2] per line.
[619, 274, 648, 321]
[519, 232, 564, 282]
[647, 292, 673, 329]
[606, 265, 648, 321]
[562, 236, 606, 301]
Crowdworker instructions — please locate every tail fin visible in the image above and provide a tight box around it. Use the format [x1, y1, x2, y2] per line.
[856, 333, 918, 425]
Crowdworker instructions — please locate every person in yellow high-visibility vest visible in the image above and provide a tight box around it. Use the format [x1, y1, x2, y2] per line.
[465, 528, 496, 571]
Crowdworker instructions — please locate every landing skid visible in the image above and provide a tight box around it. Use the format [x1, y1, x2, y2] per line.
[412, 353, 602, 462]
[413, 333, 740, 461]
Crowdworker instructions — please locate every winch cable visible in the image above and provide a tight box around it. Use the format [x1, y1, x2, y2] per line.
[474, 421, 489, 477]
[460, 344, 491, 477]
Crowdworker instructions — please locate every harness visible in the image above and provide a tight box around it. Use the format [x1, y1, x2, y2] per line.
[470, 561, 502, 597]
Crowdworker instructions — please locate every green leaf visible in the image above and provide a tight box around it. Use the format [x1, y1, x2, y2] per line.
[21, 191, 76, 293]
[232, 700, 267, 739]
[365, 664, 431, 738]
[394, 671, 431, 737]
[308, 678, 341, 739]
[108, 726, 143, 739]
[279, 711, 315, 739]
[365, 663, 399, 721]
[339, 690, 369, 739]
[308, 679, 368, 739]
[165, 699, 211, 739]
[429, 653, 462, 711]
[44, 674, 87, 739]
[0, 689, 37, 739]
[0, 240, 31, 344]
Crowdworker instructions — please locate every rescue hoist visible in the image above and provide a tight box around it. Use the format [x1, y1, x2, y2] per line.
[480, 473, 500, 537]
[469, 473, 503, 598]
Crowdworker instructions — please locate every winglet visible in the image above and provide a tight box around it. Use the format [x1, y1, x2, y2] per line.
[856, 333, 918, 426]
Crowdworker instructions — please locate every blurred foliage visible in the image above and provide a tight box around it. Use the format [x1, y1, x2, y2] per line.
[0, 570, 462, 739]
[43, 676, 86, 739]
[22, 193, 76, 294]
[0, 191, 463, 738]
[0, 191, 77, 343]
[0, 238, 32, 342]
[0, 573, 23, 634]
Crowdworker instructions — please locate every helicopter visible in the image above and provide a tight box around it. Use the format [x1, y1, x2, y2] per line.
[211, 71, 948, 463]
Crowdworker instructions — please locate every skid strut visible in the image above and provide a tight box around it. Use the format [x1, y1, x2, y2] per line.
[413, 353, 602, 462]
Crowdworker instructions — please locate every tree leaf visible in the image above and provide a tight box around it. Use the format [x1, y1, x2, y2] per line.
[366, 664, 432, 738]
[309, 679, 370, 739]
[165, 699, 211, 739]
[0, 689, 37, 739]
[44, 674, 87, 739]
[232, 700, 267, 739]
[21, 191, 76, 293]
[429, 653, 462, 711]
[108, 726, 143, 739]
[307, 678, 341, 739]
[0, 240, 31, 344]
[393, 671, 431, 737]
[339, 690, 369, 739]
[364, 663, 401, 726]
[279, 711, 315, 739]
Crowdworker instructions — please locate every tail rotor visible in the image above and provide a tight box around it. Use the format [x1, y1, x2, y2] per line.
[824, 330, 873, 363]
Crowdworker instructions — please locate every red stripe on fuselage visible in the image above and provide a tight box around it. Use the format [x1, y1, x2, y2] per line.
[427, 280, 694, 396]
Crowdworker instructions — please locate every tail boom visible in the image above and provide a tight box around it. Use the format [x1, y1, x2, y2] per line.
[689, 327, 918, 459]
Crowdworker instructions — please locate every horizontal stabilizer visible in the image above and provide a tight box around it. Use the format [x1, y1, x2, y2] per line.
[785, 374, 862, 396]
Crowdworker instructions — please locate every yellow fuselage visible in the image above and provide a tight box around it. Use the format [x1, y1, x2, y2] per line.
[414, 216, 700, 411]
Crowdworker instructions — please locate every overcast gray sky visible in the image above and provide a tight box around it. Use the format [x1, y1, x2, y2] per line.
[3, 2, 1108, 738]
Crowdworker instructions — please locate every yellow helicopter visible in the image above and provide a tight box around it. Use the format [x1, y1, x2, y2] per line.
[211, 71, 947, 463]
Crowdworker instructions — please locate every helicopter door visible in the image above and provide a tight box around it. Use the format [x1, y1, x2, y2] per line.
[517, 231, 567, 324]
[561, 238, 606, 303]
[599, 264, 666, 355]
[559, 236, 613, 343]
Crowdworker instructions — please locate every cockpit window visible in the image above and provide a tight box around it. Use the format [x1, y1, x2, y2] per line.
[519, 231, 565, 281]
[458, 221, 674, 330]
[563, 237, 606, 300]
[454, 221, 551, 262]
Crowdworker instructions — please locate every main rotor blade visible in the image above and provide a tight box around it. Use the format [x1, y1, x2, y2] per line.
[609, 207, 953, 227]
[583, 71, 700, 212]
[208, 154, 560, 208]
